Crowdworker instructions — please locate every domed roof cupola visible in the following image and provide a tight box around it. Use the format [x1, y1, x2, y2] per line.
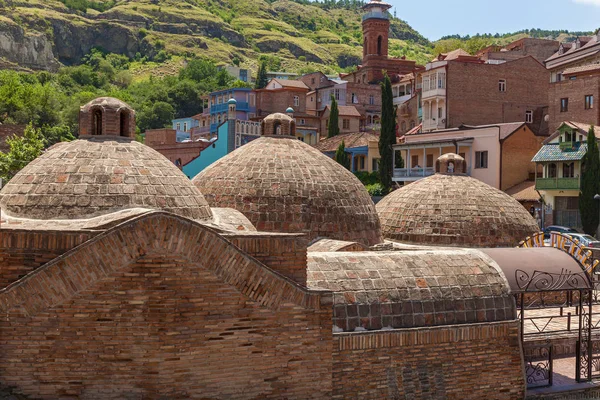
[376, 154, 540, 248]
[79, 97, 136, 139]
[261, 113, 296, 137]
[0, 97, 213, 222]
[436, 153, 467, 175]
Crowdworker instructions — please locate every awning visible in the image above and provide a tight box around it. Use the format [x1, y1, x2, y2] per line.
[482, 247, 592, 293]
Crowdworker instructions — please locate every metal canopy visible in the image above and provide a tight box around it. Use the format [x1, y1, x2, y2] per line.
[482, 247, 592, 293]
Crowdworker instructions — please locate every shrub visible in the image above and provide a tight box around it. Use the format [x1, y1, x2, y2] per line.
[354, 171, 380, 186]
[366, 183, 386, 197]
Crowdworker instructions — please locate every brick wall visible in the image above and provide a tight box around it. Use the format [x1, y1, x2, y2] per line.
[225, 233, 309, 286]
[447, 57, 550, 128]
[256, 89, 308, 116]
[0, 213, 333, 399]
[0, 230, 94, 289]
[548, 76, 600, 133]
[332, 321, 525, 399]
[501, 125, 545, 190]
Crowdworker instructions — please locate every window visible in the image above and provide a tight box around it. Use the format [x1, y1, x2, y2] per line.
[563, 162, 575, 178]
[294, 96, 299, 107]
[411, 155, 419, 168]
[335, 89, 340, 101]
[360, 156, 365, 170]
[548, 163, 557, 178]
[525, 111, 533, 123]
[475, 151, 489, 169]
[176, 123, 181, 130]
[311, 78, 316, 85]
[438, 107, 443, 119]
[343, 119, 350, 130]
[438, 72, 446, 89]
[585, 95, 594, 110]
[183, 122, 188, 132]
[426, 154, 434, 168]
[557, 73, 563, 82]
[560, 98, 569, 112]
[372, 158, 379, 172]
[300, 119, 306, 125]
[410, 120, 416, 129]
[352, 93, 358, 104]
[401, 121, 406, 132]
[310, 96, 314, 103]
[499, 79, 506, 92]
[369, 95, 375, 105]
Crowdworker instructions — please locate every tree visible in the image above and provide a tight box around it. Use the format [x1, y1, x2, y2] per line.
[335, 141, 350, 170]
[0, 123, 45, 183]
[327, 95, 340, 138]
[255, 61, 268, 90]
[580, 126, 600, 235]
[379, 73, 397, 193]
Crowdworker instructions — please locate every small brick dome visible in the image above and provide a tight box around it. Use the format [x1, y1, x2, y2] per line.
[0, 137, 213, 221]
[79, 97, 136, 139]
[192, 136, 383, 246]
[376, 156, 540, 247]
[261, 113, 296, 136]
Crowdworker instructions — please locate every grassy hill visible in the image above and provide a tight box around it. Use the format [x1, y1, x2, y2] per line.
[0, 0, 433, 77]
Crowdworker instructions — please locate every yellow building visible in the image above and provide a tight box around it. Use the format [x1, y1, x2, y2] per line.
[314, 132, 381, 173]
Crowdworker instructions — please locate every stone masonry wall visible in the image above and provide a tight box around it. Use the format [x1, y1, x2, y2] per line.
[0, 229, 94, 289]
[332, 321, 525, 399]
[0, 213, 333, 399]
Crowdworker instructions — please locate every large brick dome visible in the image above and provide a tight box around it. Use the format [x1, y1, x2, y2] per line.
[377, 155, 539, 248]
[192, 136, 383, 246]
[0, 139, 213, 221]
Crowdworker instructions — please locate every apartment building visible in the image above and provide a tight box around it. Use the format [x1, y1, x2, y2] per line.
[393, 122, 543, 191]
[420, 52, 550, 133]
[477, 38, 559, 64]
[533, 122, 600, 229]
[546, 32, 600, 132]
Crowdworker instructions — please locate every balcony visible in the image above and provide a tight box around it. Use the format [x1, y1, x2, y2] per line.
[536, 178, 580, 191]
[422, 88, 446, 99]
[422, 119, 445, 131]
[393, 167, 435, 179]
[362, 11, 389, 21]
[211, 101, 251, 113]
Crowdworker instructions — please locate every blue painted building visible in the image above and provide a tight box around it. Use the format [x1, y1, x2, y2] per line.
[172, 116, 199, 136]
[183, 99, 261, 178]
[208, 88, 256, 135]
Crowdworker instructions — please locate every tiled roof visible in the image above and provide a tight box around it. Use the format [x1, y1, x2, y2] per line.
[563, 63, 600, 76]
[505, 181, 540, 202]
[314, 132, 380, 152]
[461, 122, 527, 140]
[333, 105, 362, 117]
[532, 143, 587, 162]
[272, 79, 309, 89]
[546, 35, 600, 63]
[433, 49, 472, 62]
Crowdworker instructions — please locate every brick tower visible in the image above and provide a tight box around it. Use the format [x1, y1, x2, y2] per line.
[362, 0, 392, 63]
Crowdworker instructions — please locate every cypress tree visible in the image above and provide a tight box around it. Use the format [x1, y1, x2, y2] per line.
[255, 61, 268, 90]
[580, 126, 600, 235]
[328, 95, 340, 138]
[335, 140, 350, 170]
[378, 73, 398, 193]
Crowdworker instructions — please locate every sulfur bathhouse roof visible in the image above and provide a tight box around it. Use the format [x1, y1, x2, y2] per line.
[307, 249, 515, 332]
[0, 137, 213, 221]
[193, 136, 383, 246]
[376, 174, 540, 248]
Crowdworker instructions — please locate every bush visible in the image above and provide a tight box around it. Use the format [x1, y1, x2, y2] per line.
[365, 183, 386, 197]
[354, 171, 380, 186]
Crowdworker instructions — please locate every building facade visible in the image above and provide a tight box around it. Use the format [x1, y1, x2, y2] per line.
[533, 122, 600, 229]
[394, 122, 544, 191]
[315, 131, 381, 173]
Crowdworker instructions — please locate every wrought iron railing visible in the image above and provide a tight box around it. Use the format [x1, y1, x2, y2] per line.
[524, 344, 553, 388]
[536, 177, 580, 191]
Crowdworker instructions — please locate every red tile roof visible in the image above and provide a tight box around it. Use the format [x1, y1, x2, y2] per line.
[325, 105, 362, 117]
[505, 181, 540, 203]
[272, 79, 309, 89]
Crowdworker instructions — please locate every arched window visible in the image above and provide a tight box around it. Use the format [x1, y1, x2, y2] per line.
[377, 36, 383, 56]
[119, 110, 130, 137]
[410, 120, 416, 129]
[548, 163, 557, 178]
[92, 109, 103, 136]
[274, 121, 282, 135]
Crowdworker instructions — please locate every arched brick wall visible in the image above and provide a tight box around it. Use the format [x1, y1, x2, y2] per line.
[0, 212, 332, 399]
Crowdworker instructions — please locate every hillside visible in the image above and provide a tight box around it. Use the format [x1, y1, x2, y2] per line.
[0, 0, 433, 76]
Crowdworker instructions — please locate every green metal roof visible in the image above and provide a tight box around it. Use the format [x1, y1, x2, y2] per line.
[532, 143, 587, 163]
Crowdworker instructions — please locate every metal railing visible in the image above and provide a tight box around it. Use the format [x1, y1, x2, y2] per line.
[536, 177, 580, 190]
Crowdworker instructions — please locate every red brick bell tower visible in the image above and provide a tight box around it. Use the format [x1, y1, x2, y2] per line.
[362, 0, 392, 63]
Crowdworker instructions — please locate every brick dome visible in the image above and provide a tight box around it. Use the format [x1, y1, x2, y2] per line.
[376, 173, 540, 248]
[0, 137, 213, 221]
[192, 136, 382, 246]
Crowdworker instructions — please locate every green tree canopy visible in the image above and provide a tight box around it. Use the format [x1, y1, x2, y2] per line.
[378, 73, 397, 193]
[327, 95, 340, 138]
[255, 60, 269, 90]
[334, 140, 350, 170]
[0, 124, 45, 184]
[580, 126, 600, 235]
